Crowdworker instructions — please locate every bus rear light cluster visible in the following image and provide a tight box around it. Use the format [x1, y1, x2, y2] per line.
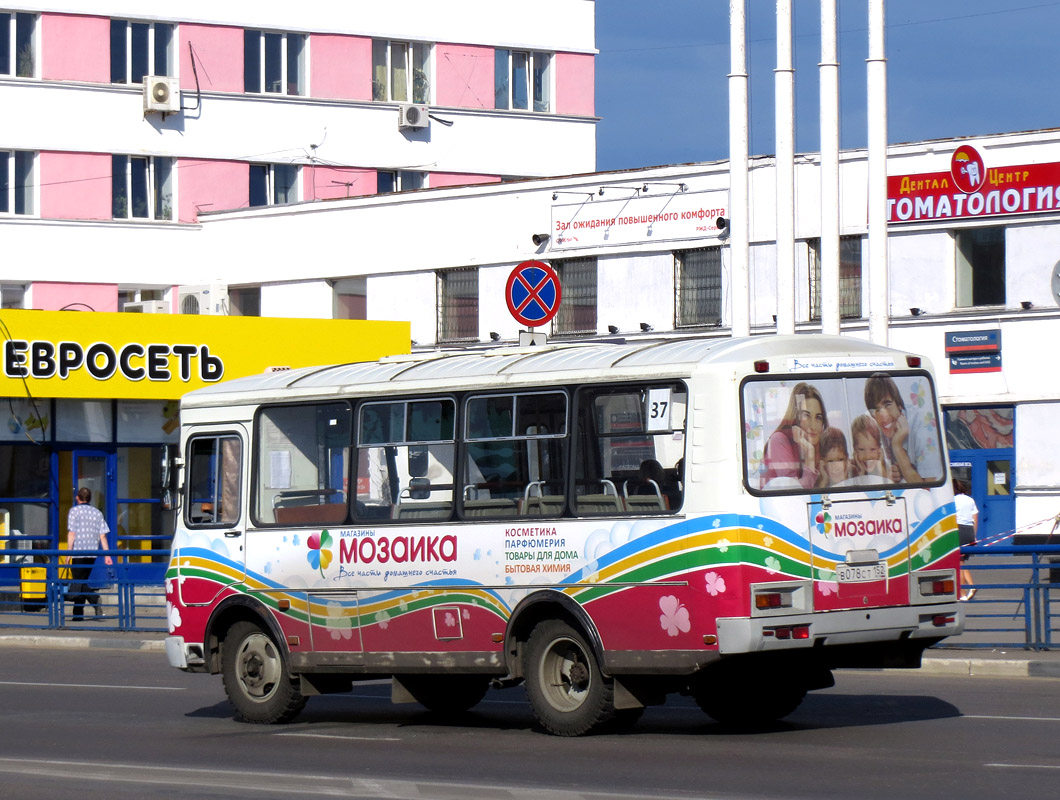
[763, 624, 810, 640]
[919, 576, 955, 597]
[932, 614, 956, 628]
[755, 591, 788, 610]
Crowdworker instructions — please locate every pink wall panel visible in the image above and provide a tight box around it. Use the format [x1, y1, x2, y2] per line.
[41, 14, 110, 82]
[32, 282, 119, 313]
[554, 52, 595, 117]
[435, 44, 494, 109]
[428, 173, 502, 189]
[39, 152, 112, 221]
[310, 34, 372, 100]
[177, 159, 249, 222]
[179, 24, 245, 93]
[305, 166, 375, 202]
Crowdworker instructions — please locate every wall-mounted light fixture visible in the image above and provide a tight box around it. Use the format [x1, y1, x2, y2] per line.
[641, 182, 688, 193]
[598, 185, 641, 197]
[640, 322, 653, 332]
[489, 331, 501, 341]
[531, 233, 550, 246]
[607, 325, 619, 334]
[1021, 300, 1033, 310]
[552, 190, 595, 202]
[909, 307, 923, 316]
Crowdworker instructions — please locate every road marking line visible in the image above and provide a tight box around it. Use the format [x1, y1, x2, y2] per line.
[987, 763, 1060, 770]
[0, 680, 184, 691]
[276, 732, 401, 742]
[964, 714, 1060, 722]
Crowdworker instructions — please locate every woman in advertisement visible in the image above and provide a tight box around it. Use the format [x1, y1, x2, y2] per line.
[760, 382, 827, 489]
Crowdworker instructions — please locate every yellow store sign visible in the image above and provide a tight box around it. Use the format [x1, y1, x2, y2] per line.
[0, 310, 410, 400]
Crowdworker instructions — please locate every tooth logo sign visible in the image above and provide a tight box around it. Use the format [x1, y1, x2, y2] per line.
[950, 145, 985, 194]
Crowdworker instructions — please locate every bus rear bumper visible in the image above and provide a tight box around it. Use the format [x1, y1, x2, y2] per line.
[716, 603, 963, 656]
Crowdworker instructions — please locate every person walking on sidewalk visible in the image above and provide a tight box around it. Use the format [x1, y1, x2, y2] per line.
[65, 487, 113, 621]
[954, 479, 979, 601]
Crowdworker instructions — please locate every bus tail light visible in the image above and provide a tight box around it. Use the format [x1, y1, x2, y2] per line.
[754, 360, 770, 373]
[932, 614, 956, 627]
[918, 575, 955, 597]
[764, 624, 810, 640]
[906, 355, 922, 367]
[755, 592, 786, 610]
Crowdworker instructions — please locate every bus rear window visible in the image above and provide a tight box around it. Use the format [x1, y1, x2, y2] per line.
[743, 372, 944, 494]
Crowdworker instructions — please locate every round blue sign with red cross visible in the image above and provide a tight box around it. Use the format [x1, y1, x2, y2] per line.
[506, 260, 562, 327]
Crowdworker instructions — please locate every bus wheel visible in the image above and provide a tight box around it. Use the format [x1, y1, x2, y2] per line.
[222, 621, 306, 724]
[524, 620, 615, 736]
[690, 672, 805, 728]
[398, 675, 490, 714]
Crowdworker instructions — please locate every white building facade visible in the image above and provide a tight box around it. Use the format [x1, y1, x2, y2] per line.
[194, 128, 1060, 545]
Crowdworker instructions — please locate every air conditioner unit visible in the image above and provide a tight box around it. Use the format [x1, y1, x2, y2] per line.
[123, 301, 168, 314]
[143, 76, 180, 113]
[178, 285, 228, 316]
[398, 103, 429, 130]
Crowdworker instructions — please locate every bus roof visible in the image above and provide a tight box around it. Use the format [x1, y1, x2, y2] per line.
[182, 334, 918, 408]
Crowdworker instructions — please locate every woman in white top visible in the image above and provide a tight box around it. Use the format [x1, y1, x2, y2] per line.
[953, 479, 979, 600]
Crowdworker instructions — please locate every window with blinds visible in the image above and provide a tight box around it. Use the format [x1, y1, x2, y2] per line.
[675, 247, 722, 328]
[437, 268, 479, 343]
[552, 257, 597, 336]
[809, 236, 863, 320]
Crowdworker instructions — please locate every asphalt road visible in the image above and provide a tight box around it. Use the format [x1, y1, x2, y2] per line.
[0, 646, 1057, 800]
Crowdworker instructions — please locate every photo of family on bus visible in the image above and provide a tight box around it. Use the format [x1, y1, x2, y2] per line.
[744, 372, 944, 493]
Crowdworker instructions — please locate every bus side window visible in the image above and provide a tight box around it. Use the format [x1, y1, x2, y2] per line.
[186, 434, 242, 527]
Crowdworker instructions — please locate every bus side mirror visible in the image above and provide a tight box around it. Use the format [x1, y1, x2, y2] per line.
[160, 445, 172, 488]
[409, 477, 431, 500]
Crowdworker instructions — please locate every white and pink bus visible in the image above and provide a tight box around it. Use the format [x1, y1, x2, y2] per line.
[164, 335, 962, 735]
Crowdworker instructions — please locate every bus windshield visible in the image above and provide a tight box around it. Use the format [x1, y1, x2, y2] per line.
[743, 371, 944, 493]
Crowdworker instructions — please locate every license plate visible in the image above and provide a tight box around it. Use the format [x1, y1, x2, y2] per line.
[836, 562, 886, 583]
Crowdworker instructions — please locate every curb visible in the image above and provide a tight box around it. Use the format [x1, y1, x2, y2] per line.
[919, 655, 1060, 679]
[0, 634, 165, 652]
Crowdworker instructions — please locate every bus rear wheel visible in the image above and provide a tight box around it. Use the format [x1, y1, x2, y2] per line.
[524, 620, 615, 736]
[398, 674, 490, 714]
[222, 621, 306, 724]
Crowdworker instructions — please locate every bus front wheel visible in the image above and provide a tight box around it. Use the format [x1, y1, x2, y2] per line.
[221, 621, 306, 724]
[524, 620, 615, 736]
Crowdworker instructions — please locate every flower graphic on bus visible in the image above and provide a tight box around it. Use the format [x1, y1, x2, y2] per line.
[659, 595, 691, 637]
[815, 511, 832, 536]
[306, 530, 333, 576]
[704, 571, 727, 596]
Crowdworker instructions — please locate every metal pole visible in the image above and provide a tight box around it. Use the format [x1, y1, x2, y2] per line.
[775, 0, 796, 336]
[729, 0, 751, 338]
[867, 0, 890, 344]
[819, 0, 840, 335]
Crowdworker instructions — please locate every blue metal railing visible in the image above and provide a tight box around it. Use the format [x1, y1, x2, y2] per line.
[936, 543, 1060, 651]
[0, 548, 168, 632]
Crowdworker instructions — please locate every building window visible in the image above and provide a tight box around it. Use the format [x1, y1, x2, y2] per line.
[552, 257, 597, 336]
[809, 236, 862, 320]
[244, 30, 305, 95]
[675, 247, 722, 327]
[372, 40, 431, 103]
[249, 164, 299, 207]
[0, 150, 35, 215]
[1, 283, 26, 309]
[437, 268, 478, 343]
[955, 226, 1005, 308]
[333, 278, 366, 320]
[112, 155, 174, 220]
[1, 12, 36, 78]
[110, 20, 174, 83]
[229, 287, 261, 317]
[377, 170, 425, 194]
[495, 50, 550, 112]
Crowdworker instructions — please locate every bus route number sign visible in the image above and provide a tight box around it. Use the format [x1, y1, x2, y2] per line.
[506, 261, 562, 328]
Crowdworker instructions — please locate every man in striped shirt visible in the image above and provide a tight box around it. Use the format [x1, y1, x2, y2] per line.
[65, 487, 113, 620]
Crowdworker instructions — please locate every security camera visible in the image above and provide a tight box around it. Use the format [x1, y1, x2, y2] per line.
[532, 233, 550, 246]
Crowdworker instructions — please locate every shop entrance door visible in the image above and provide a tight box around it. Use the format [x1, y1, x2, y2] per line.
[949, 452, 1015, 542]
[66, 450, 117, 586]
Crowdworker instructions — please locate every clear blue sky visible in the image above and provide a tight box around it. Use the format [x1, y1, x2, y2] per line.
[594, 1, 1060, 171]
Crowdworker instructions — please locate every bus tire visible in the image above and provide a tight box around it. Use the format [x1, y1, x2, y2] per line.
[221, 620, 306, 724]
[524, 620, 615, 736]
[398, 674, 490, 714]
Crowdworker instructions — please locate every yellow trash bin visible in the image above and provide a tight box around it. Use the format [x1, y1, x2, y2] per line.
[20, 566, 47, 612]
